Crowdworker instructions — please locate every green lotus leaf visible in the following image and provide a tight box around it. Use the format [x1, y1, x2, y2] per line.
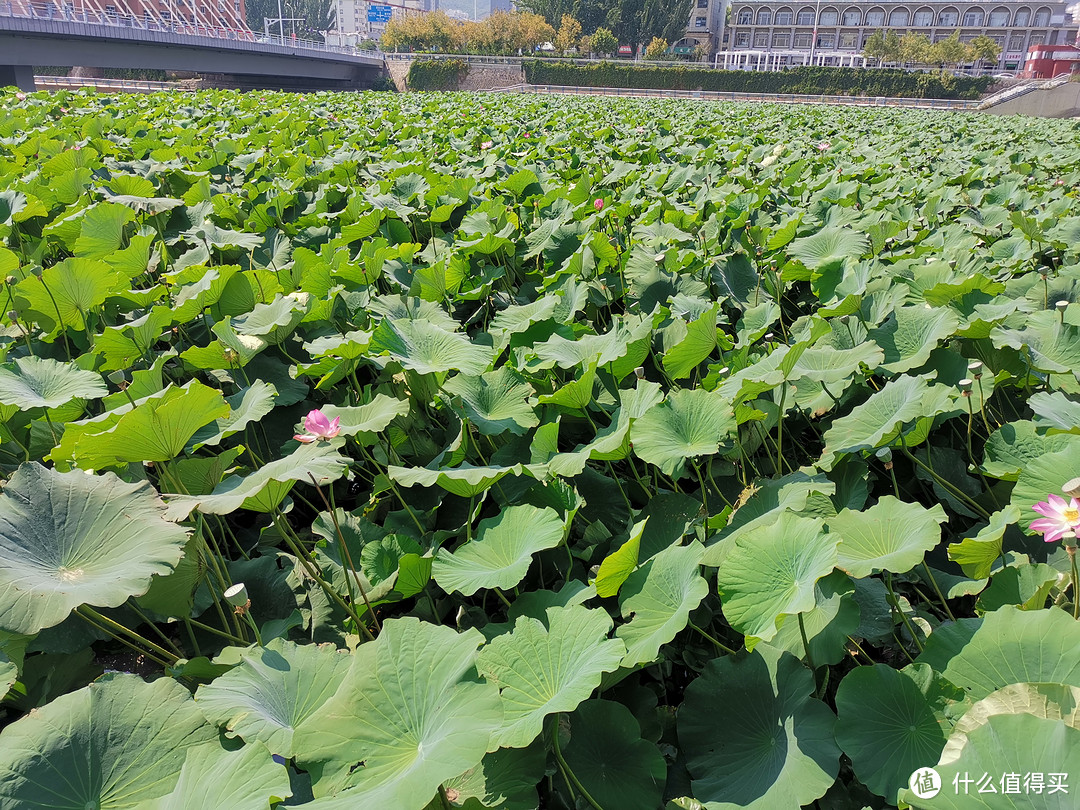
[441, 744, 546, 810]
[631, 388, 735, 477]
[1028, 391, 1080, 433]
[982, 420, 1075, 481]
[232, 293, 308, 344]
[294, 618, 502, 808]
[14, 257, 124, 334]
[717, 513, 839, 643]
[867, 305, 962, 374]
[993, 310, 1080, 373]
[593, 518, 646, 598]
[189, 381, 277, 450]
[164, 439, 350, 520]
[947, 506, 1021, 580]
[321, 394, 411, 439]
[787, 225, 869, 271]
[537, 360, 597, 411]
[443, 367, 539, 435]
[74, 201, 136, 259]
[477, 605, 625, 748]
[0, 463, 188, 634]
[835, 663, 954, 802]
[769, 570, 860, 667]
[976, 562, 1059, 612]
[561, 699, 667, 810]
[369, 317, 493, 375]
[829, 496, 949, 578]
[679, 646, 841, 809]
[388, 462, 528, 498]
[617, 541, 709, 667]
[433, 505, 565, 596]
[1010, 439, 1080, 530]
[0, 356, 106, 410]
[195, 638, 352, 758]
[917, 606, 1080, 700]
[152, 741, 292, 810]
[820, 375, 954, 470]
[663, 303, 719, 380]
[900, 713, 1080, 809]
[0, 673, 216, 809]
[69, 380, 230, 470]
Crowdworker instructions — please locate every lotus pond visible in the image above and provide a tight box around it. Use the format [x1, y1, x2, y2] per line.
[1, 89, 1080, 809]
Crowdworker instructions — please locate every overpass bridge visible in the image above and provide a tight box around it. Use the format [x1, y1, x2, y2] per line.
[0, 2, 388, 92]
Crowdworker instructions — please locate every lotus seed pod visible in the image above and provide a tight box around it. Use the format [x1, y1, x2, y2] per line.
[6, 311, 17, 322]
[966, 360, 983, 378]
[1039, 265, 1051, 277]
[875, 448, 892, 462]
[1064, 479, 1080, 499]
[1056, 300, 1069, 311]
[106, 369, 128, 385]
[958, 378, 973, 393]
[634, 367, 644, 379]
[224, 582, 249, 607]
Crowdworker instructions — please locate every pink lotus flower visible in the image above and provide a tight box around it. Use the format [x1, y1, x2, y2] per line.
[816, 141, 831, 151]
[15, 92, 26, 101]
[1031, 494, 1080, 543]
[594, 198, 604, 211]
[481, 140, 493, 150]
[294, 409, 341, 443]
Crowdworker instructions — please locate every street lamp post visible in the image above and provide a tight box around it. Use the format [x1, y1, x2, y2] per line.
[807, 0, 823, 65]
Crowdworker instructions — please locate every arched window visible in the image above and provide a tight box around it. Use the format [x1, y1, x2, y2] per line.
[775, 6, 794, 24]
[796, 6, 815, 24]
[756, 8, 771, 24]
[937, 6, 959, 25]
[819, 7, 839, 25]
[1033, 6, 1051, 25]
[962, 7, 985, 26]
[864, 6, 886, 25]
[841, 7, 861, 24]
[888, 7, 909, 26]
[987, 7, 1009, 25]
[912, 6, 933, 25]
[737, 8, 753, 24]
[1013, 7, 1031, 25]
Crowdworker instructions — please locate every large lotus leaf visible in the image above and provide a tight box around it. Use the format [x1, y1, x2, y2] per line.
[948, 506, 1021, 580]
[195, 638, 352, 758]
[69, 381, 230, 470]
[163, 439, 351, 520]
[663, 303, 719, 380]
[820, 375, 954, 469]
[787, 225, 869, 271]
[321, 394, 411, 439]
[829, 496, 948, 578]
[982, 421, 1075, 481]
[443, 367, 539, 435]
[769, 570, 860, 667]
[679, 647, 840, 809]
[441, 744, 546, 810]
[0, 673, 216, 809]
[0, 356, 106, 410]
[73, 201, 135, 259]
[537, 360, 597, 411]
[917, 606, 1080, 701]
[631, 387, 735, 477]
[617, 541, 709, 667]
[369, 317, 492, 375]
[1010, 440, 1080, 531]
[786, 342, 884, 386]
[152, 741, 291, 810]
[0, 652, 15, 698]
[0, 463, 188, 634]
[232, 294, 307, 344]
[14, 257, 124, 334]
[477, 605, 625, 748]
[716, 513, 839, 643]
[900, 714, 1080, 809]
[433, 505, 565, 596]
[593, 518, 646, 598]
[294, 618, 502, 809]
[993, 311, 1080, 373]
[189, 381, 278, 450]
[388, 462, 528, 498]
[868, 305, 962, 374]
[835, 663, 954, 802]
[561, 699, 667, 810]
[1029, 390, 1080, 433]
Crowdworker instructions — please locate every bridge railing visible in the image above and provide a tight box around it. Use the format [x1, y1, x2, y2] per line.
[0, 0, 381, 57]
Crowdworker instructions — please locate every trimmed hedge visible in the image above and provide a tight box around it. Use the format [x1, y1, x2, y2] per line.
[523, 61, 993, 100]
[407, 58, 469, 91]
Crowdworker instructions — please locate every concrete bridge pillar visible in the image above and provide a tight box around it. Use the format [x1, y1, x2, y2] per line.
[0, 65, 35, 92]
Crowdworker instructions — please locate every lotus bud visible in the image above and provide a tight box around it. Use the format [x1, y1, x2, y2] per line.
[634, 366, 644, 379]
[958, 378, 973, 396]
[1064, 478, 1080, 499]
[966, 360, 983, 379]
[224, 582, 250, 608]
[4, 276, 15, 286]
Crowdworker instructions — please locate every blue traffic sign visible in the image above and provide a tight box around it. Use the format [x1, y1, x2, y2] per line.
[368, 4, 392, 22]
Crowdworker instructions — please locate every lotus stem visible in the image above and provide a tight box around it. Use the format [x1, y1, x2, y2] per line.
[76, 605, 179, 665]
[36, 274, 72, 360]
[884, 572, 924, 653]
[797, 612, 817, 675]
[691, 460, 710, 517]
[127, 602, 185, 658]
[688, 621, 737, 655]
[187, 617, 246, 645]
[550, 713, 604, 810]
[437, 785, 454, 810]
[921, 563, 956, 622]
[493, 587, 513, 609]
[898, 443, 991, 519]
[1067, 543, 1080, 620]
[76, 608, 172, 669]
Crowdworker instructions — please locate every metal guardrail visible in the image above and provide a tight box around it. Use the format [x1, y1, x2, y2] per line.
[519, 83, 983, 110]
[384, 52, 710, 70]
[977, 74, 1072, 109]
[0, 1, 382, 58]
[33, 73, 186, 91]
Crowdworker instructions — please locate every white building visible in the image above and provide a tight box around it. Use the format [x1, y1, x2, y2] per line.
[673, 0, 729, 57]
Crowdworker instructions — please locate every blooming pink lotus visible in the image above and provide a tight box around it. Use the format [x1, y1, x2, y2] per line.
[594, 198, 604, 211]
[1031, 494, 1080, 542]
[15, 92, 26, 101]
[294, 409, 341, 443]
[816, 141, 831, 151]
[481, 140, 493, 150]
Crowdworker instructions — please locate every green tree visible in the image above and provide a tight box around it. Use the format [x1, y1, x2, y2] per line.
[969, 34, 1002, 69]
[588, 25, 618, 55]
[245, 0, 332, 40]
[554, 13, 583, 53]
[882, 30, 902, 63]
[898, 32, 932, 65]
[644, 35, 669, 60]
[863, 30, 886, 64]
[930, 32, 970, 68]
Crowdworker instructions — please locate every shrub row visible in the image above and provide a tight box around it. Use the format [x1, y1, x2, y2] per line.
[407, 58, 469, 91]
[522, 60, 993, 99]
